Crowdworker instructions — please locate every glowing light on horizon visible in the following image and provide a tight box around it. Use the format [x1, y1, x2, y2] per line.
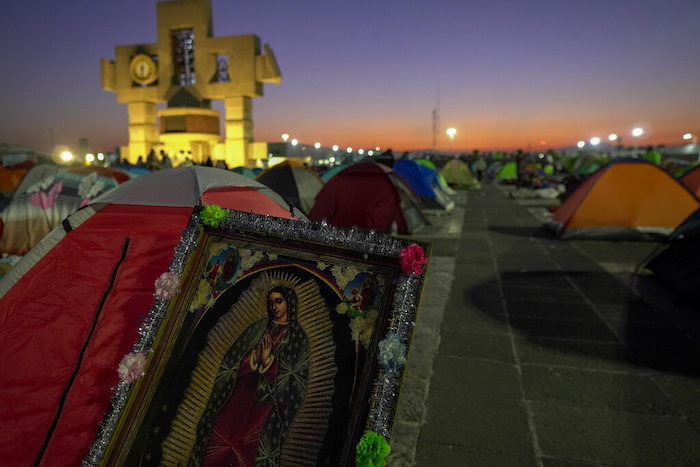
[281, 133, 290, 142]
[577, 141, 585, 148]
[590, 137, 601, 145]
[632, 127, 644, 137]
[85, 153, 95, 162]
[608, 133, 618, 141]
[60, 151, 73, 162]
[332, 145, 339, 151]
[314, 142, 321, 149]
[683, 133, 693, 140]
[291, 138, 298, 146]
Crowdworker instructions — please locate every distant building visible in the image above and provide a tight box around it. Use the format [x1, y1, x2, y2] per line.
[101, 0, 281, 167]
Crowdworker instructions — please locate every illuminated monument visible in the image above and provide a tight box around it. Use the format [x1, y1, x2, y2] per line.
[101, 0, 281, 167]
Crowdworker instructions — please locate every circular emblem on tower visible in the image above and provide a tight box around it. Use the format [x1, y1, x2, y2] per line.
[130, 54, 158, 85]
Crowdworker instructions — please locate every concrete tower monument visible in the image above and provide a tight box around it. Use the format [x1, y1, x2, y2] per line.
[101, 0, 281, 167]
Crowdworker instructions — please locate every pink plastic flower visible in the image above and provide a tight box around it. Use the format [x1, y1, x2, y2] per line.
[399, 243, 427, 275]
[154, 271, 180, 299]
[118, 352, 147, 384]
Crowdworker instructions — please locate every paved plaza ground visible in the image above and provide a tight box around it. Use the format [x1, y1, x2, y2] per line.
[388, 183, 700, 466]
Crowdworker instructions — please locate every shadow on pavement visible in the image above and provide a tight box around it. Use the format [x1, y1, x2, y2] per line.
[487, 225, 556, 239]
[470, 269, 700, 377]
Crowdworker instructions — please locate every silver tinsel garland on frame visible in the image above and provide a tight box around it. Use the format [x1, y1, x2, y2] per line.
[83, 208, 427, 465]
[366, 274, 423, 438]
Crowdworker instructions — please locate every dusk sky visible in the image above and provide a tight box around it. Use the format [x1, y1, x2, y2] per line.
[1, 0, 699, 155]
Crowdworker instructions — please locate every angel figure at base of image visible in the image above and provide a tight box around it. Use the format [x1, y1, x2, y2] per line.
[336, 273, 380, 388]
[189, 247, 240, 324]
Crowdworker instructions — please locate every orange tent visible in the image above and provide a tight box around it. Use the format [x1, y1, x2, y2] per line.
[548, 160, 700, 239]
[680, 165, 700, 197]
[0, 167, 30, 193]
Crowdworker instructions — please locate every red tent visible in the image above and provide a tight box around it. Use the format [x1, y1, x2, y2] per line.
[308, 162, 426, 233]
[0, 166, 305, 466]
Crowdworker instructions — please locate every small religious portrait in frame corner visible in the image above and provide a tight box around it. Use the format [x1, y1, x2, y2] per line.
[87, 206, 430, 467]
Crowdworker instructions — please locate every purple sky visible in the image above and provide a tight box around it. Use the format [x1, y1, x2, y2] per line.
[1, 0, 699, 155]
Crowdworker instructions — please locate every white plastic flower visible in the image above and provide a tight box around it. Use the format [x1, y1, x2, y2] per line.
[378, 334, 407, 370]
[154, 271, 180, 299]
[118, 352, 147, 384]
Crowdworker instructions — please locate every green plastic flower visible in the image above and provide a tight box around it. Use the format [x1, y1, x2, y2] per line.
[356, 430, 391, 467]
[201, 204, 228, 227]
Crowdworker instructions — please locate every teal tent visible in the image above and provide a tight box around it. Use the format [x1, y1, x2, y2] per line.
[320, 164, 348, 183]
[232, 166, 257, 179]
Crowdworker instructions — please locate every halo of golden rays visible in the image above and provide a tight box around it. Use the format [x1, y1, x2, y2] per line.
[161, 269, 337, 464]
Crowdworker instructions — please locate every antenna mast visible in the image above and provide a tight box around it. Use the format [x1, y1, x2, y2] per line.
[432, 87, 440, 149]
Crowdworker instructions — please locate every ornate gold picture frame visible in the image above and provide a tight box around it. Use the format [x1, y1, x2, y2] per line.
[85, 207, 430, 466]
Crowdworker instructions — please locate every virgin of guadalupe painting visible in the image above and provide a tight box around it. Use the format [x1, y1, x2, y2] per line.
[125, 266, 361, 466]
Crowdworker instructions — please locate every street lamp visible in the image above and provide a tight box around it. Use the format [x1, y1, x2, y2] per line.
[576, 140, 585, 149]
[281, 133, 290, 143]
[590, 137, 601, 146]
[608, 133, 619, 154]
[632, 127, 644, 157]
[446, 127, 456, 150]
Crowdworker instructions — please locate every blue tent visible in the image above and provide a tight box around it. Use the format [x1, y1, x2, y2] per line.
[393, 159, 438, 198]
[393, 159, 454, 212]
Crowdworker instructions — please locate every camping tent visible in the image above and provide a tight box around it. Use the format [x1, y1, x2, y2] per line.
[0, 166, 306, 466]
[642, 149, 662, 165]
[392, 159, 454, 212]
[0, 164, 132, 255]
[308, 161, 426, 234]
[440, 160, 479, 188]
[320, 163, 349, 183]
[415, 158, 452, 192]
[232, 166, 257, 179]
[496, 161, 518, 182]
[575, 159, 608, 177]
[680, 165, 700, 197]
[256, 159, 324, 214]
[0, 161, 36, 213]
[548, 160, 700, 239]
[645, 207, 700, 302]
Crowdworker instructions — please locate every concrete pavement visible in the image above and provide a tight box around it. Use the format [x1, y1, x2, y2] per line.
[389, 183, 700, 466]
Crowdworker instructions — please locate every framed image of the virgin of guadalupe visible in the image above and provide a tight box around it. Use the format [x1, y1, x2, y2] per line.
[85, 206, 430, 467]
